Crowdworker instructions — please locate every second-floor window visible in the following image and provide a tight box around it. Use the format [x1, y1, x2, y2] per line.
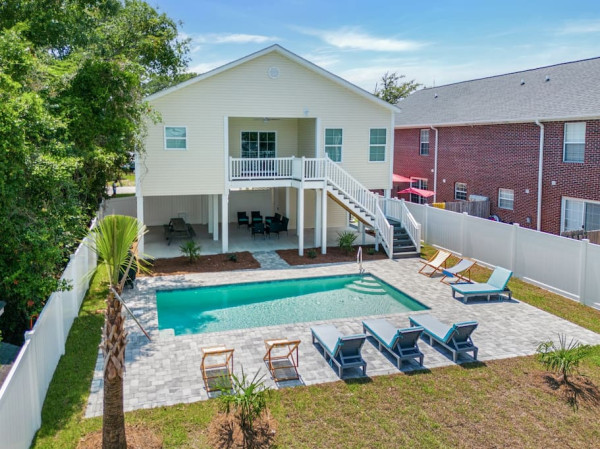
[455, 182, 467, 200]
[241, 132, 276, 158]
[420, 129, 429, 155]
[498, 188, 514, 210]
[165, 127, 187, 150]
[369, 128, 386, 162]
[563, 122, 585, 163]
[325, 128, 343, 162]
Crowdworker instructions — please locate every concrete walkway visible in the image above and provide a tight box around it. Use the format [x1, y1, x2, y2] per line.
[85, 258, 600, 417]
[252, 251, 290, 269]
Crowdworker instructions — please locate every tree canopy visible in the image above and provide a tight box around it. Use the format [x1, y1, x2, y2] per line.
[0, 0, 189, 342]
[374, 72, 421, 104]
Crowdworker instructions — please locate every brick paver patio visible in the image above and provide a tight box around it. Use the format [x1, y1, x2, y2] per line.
[85, 257, 600, 417]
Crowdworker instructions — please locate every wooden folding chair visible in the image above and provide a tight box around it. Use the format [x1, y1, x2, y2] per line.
[200, 346, 234, 392]
[418, 250, 451, 277]
[263, 339, 301, 382]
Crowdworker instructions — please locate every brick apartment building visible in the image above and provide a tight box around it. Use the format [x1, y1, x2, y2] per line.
[394, 57, 600, 235]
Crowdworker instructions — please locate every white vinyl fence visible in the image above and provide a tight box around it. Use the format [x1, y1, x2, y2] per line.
[405, 202, 600, 309]
[0, 223, 97, 449]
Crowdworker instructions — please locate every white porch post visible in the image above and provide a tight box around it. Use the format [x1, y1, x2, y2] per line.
[208, 195, 214, 234]
[297, 187, 304, 256]
[212, 194, 219, 241]
[321, 187, 327, 254]
[314, 190, 322, 248]
[221, 192, 229, 253]
[285, 187, 290, 218]
[136, 193, 144, 255]
[359, 222, 366, 245]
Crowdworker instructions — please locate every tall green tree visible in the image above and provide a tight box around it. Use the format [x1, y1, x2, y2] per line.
[374, 72, 421, 104]
[88, 215, 146, 449]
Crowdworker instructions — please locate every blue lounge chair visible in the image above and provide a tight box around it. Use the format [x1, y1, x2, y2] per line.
[440, 258, 476, 284]
[310, 324, 367, 378]
[362, 319, 424, 368]
[409, 314, 478, 362]
[451, 266, 512, 303]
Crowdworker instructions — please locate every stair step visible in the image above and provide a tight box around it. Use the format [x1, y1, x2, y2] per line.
[392, 251, 420, 259]
[393, 246, 416, 252]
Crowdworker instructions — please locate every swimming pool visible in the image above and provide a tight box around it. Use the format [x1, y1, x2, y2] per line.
[156, 274, 428, 335]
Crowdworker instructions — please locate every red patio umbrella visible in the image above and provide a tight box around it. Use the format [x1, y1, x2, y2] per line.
[393, 174, 413, 183]
[398, 187, 436, 198]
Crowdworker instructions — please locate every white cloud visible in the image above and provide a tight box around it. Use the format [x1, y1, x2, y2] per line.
[194, 33, 279, 45]
[558, 19, 600, 34]
[298, 27, 425, 52]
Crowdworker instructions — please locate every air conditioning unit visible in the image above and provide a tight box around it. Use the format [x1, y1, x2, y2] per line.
[468, 194, 488, 202]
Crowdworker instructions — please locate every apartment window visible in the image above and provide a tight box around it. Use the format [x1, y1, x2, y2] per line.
[411, 179, 428, 204]
[369, 128, 386, 162]
[164, 126, 187, 150]
[498, 188, 514, 210]
[562, 198, 600, 232]
[325, 128, 343, 162]
[241, 132, 276, 158]
[420, 129, 429, 155]
[563, 122, 585, 163]
[455, 182, 467, 200]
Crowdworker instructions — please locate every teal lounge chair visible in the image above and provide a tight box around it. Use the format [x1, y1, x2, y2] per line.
[310, 324, 367, 378]
[409, 314, 478, 362]
[362, 319, 424, 368]
[451, 266, 512, 303]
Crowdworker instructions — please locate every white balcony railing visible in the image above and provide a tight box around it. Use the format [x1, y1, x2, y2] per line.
[229, 157, 294, 180]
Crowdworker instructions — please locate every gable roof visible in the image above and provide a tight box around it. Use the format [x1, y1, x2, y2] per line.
[395, 57, 600, 127]
[146, 44, 398, 112]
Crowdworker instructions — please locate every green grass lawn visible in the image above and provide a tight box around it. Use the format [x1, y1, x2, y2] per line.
[32, 250, 600, 448]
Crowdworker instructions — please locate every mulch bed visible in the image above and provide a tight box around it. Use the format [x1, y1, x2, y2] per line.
[143, 251, 260, 276]
[277, 245, 388, 266]
[77, 424, 162, 449]
[208, 411, 277, 449]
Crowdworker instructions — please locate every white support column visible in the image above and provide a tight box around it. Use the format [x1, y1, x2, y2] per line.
[208, 195, 214, 234]
[297, 188, 304, 256]
[359, 222, 366, 245]
[136, 193, 144, 255]
[213, 194, 219, 241]
[321, 187, 327, 253]
[221, 192, 229, 253]
[285, 187, 290, 219]
[314, 190, 322, 248]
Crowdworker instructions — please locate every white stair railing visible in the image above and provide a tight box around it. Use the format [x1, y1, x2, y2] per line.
[375, 202, 394, 259]
[380, 197, 421, 254]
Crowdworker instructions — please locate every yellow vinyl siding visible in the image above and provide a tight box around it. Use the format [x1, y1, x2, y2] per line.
[142, 51, 393, 196]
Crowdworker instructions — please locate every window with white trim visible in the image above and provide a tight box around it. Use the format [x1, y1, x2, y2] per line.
[369, 128, 386, 162]
[164, 127, 187, 150]
[498, 188, 514, 210]
[563, 122, 585, 163]
[562, 198, 600, 232]
[420, 129, 429, 155]
[455, 182, 467, 200]
[241, 132, 276, 158]
[411, 178, 428, 204]
[325, 128, 343, 162]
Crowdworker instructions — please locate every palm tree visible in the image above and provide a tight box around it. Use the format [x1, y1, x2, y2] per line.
[88, 215, 147, 449]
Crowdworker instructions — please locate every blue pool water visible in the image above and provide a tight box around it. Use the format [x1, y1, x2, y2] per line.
[156, 275, 428, 335]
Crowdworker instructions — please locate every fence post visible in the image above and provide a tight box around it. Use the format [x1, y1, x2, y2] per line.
[578, 239, 589, 305]
[460, 212, 469, 256]
[511, 223, 520, 275]
[423, 204, 429, 243]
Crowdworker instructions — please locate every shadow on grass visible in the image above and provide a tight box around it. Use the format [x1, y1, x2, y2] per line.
[31, 271, 106, 445]
[343, 376, 373, 386]
[459, 360, 487, 370]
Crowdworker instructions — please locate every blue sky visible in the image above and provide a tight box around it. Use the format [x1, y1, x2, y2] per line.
[151, 0, 600, 90]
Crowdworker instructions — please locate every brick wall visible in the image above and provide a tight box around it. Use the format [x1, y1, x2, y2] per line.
[394, 120, 600, 234]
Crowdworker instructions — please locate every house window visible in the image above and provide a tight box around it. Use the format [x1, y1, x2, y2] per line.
[563, 122, 585, 163]
[455, 182, 467, 200]
[164, 127, 187, 150]
[411, 179, 428, 204]
[325, 128, 343, 162]
[241, 132, 276, 158]
[369, 128, 386, 162]
[562, 198, 600, 232]
[498, 188, 514, 210]
[420, 129, 429, 155]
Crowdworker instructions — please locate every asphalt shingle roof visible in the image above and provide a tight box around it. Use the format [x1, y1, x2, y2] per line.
[395, 57, 600, 127]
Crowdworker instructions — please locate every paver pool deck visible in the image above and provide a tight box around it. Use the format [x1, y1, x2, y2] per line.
[85, 257, 600, 417]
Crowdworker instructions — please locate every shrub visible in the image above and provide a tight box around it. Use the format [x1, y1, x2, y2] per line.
[307, 249, 317, 259]
[536, 334, 591, 384]
[179, 240, 201, 263]
[367, 247, 376, 255]
[227, 253, 238, 262]
[219, 369, 269, 431]
[337, 231, 357, 254]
